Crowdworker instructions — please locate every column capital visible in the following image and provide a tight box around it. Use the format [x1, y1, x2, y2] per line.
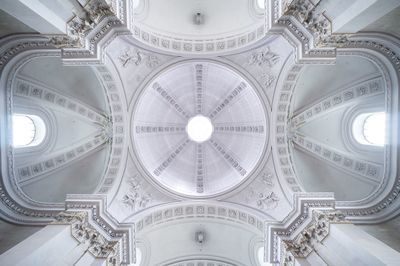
[281, 210, 348, 264]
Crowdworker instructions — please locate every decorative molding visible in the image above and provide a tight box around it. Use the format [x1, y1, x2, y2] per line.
[165, 260, 234, 266]
[135, 124, 186, 134]
[209, 138, 247, 176]
[153, 82, 191, 120]
[292, 133, 383, 183]
[57, 195, 135, 265]
[283, 0, 331, 46]
[291, 76, 385, 129]
[14, 77, 109, 125]
[132, 24, 265, 54]
[194, 64, 204, 114]
[47, 0, 130, 64]
[153, 138, 190, 177]
[265, 193, 336, 263]
[54, 211, 120, 265]
[17, 134, 108, 186]
[135, 203, 264, 234]
[280, 210, 347, 265]
[214, 124, 265, 134]
[64, 195, 135, 264]
[208, 82, 247, 120]
[94, 66, 126, 195]
[273, 65, 303, 193]
[195, 143, 205, 193]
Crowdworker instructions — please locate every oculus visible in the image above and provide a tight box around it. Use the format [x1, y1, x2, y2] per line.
[186, 115, 214, 143]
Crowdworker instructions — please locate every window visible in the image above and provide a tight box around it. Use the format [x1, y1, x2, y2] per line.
[257, 0, 266, 9]
[352, 112, 386, 147]
[12, 114, 46, 148]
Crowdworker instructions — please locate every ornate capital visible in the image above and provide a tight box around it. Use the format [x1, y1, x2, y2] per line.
[281, 210, 347, 264]
[282, 0, 350, 48]
[53, 211, 120, 265]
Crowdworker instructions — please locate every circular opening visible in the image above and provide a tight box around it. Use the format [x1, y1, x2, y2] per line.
[186, 115, 213, 143]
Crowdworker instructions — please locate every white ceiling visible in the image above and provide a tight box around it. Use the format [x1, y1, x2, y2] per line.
[132, 61, 267, 197]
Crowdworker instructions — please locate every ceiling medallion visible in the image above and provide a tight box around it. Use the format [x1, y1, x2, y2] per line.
[132, 61, 268, 197]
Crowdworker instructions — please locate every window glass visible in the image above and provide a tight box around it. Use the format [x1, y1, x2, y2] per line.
[352, 112, 385, 147]
[12, 114, 46, 148]
[363, 112, 386, 146]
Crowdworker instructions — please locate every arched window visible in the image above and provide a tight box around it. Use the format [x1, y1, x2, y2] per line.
[352, 112, 386, 147]
[257, 0, 266, 10]
[12, 114, 46, 148]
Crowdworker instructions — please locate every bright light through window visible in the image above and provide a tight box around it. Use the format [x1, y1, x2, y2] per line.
[352, 112, 386, 147]
[12, 115, 35, 146]
[186, 115, 213, 143]
[363, 112, 386, 146]
[12, 114, 46, 148]
[257, 0, 266, 9]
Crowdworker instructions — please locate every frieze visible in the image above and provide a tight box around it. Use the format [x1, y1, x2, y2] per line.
[17, 135, 108, 186]
[95, 66, 126, 195]
[167, 260, 234, 266]
[14, 77, 109, 125]
[132, 24, 265, 54]
[291, 76, 385, 128]
[135, 203, 264, 233]
[292, 133, 383, 182]
[274, 65, 303, 193]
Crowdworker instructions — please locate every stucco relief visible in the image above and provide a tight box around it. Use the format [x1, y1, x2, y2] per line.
[118, 47, 160, 68]
[121, 175, 152, 212]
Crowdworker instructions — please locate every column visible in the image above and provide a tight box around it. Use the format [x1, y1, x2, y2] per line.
[313, 223, 400, 266]
[0, 224, 106, 265]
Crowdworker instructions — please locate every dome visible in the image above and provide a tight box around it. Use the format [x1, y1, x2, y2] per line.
[131, 61, 268, 197]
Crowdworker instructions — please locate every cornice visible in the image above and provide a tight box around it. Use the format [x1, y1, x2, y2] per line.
[264, 193, 337, 263]
[56, 194, 135, 265]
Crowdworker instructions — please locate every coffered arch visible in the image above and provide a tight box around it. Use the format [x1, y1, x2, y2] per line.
[0, 47, 113, 211]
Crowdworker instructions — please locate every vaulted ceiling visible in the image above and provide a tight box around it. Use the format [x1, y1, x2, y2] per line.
[0, 0, 400, 264]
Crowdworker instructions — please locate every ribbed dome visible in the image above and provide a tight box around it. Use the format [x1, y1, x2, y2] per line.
[132, 61, 267, 197]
